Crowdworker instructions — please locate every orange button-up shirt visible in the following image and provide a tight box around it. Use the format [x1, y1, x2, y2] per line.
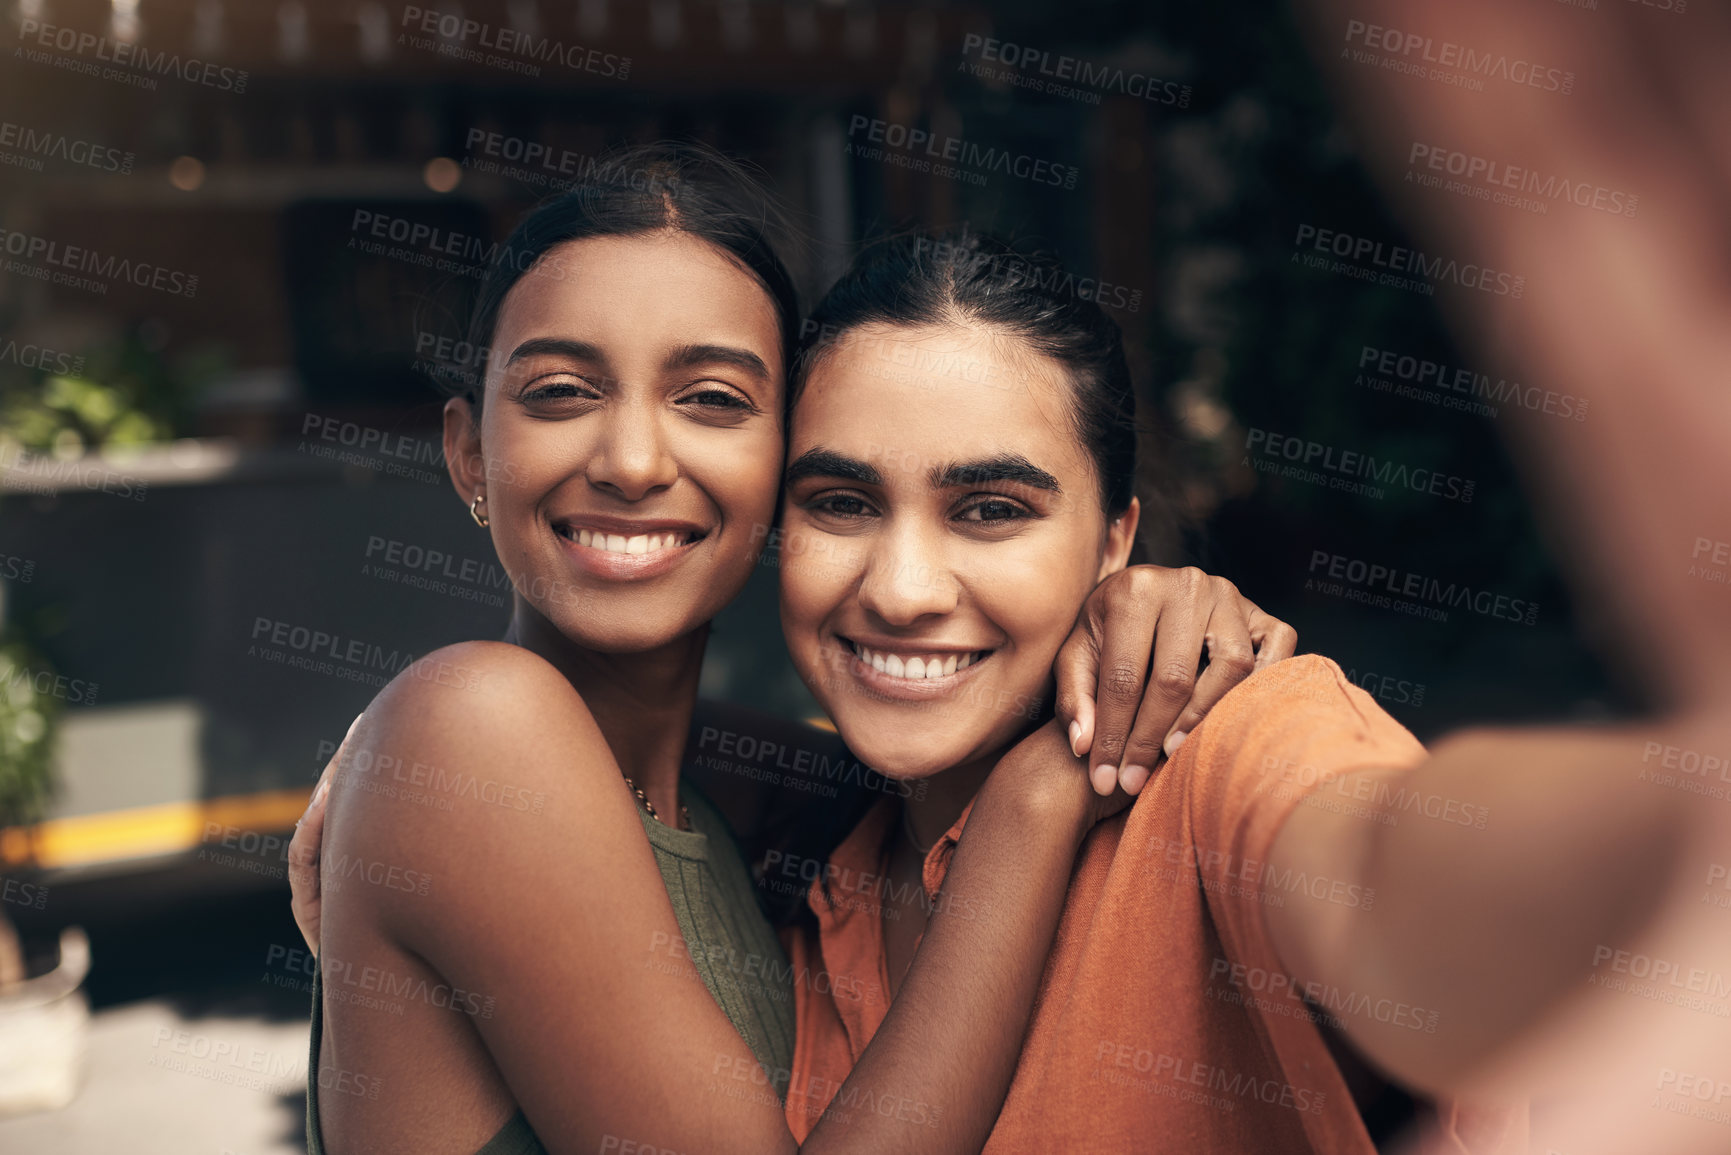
[781, 656, 1525, 1153]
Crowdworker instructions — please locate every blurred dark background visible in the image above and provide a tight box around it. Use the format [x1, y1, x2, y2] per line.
[0, 0, 1621, 1148]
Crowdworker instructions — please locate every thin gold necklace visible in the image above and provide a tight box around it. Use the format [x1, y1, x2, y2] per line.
[622, 774, 691, 831]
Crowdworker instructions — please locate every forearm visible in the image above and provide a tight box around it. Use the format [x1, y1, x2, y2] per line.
[803, 763, 1089, 1153]
[1266, 721, 1705, 1094]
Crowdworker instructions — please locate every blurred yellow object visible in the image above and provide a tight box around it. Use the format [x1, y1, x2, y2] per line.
[0, 788, 311, 870]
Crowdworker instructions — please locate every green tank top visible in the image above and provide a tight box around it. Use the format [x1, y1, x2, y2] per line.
[306, 782, 795, 1155]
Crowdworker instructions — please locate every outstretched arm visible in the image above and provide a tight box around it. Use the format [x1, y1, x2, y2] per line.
[1269, 0, 1731, 1119]
[1263, 722, 1712, 1097]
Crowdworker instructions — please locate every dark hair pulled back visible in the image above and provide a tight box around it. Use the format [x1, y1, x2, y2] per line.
[437, 141, 799, 405]
[791, 230, 1138, 516]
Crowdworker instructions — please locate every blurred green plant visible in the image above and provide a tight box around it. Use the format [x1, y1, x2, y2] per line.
[0, 326, 222, 455]
[0, 638, 57, 830]
[1, 375, 171, 455]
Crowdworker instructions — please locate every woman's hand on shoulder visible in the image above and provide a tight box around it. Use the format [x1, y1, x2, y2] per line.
[288, 713, 361, 959]
[1053, 565, 1297, 798]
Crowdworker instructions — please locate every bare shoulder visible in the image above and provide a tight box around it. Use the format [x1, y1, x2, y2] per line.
[376, 639, 586, 714]
[320, 641, 633, 931]
[365, 640, 603, 761]
[361, 642, 606, 802]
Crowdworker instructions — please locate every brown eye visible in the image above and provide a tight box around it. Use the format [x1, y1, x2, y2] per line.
[679, 386, 755, 411]
[523, 382, 587, 401]
[515, 374, 601, 404]
[808, 493, 877, 520]
[958, 498, 1030, 523]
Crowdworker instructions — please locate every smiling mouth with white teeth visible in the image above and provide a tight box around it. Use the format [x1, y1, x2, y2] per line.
[555, 527, 698, 556]
[847, 640, 992, 681]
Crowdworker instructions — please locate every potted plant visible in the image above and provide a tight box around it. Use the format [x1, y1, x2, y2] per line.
[0, 635, 91, 1116]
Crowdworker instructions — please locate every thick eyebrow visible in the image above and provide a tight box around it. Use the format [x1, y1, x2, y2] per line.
[933, 453, 1062, 494]
[664, 342, 772, 382]
[505, 337, 604, 366]
[785, 448, 883, 487]
[785, 449, 1063, 496]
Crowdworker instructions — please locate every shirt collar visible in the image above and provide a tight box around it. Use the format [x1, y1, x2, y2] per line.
[804, 797, 896, 927]
[802, 794, 981, 926]
[918, 797, 977, 904]
[799, 792, 986, 1063]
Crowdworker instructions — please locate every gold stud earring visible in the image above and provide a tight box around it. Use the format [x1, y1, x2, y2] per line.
[469, 493, 489, 527]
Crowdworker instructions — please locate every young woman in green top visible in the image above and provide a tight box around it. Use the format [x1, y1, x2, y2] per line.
[294, 143, 1294, 1155]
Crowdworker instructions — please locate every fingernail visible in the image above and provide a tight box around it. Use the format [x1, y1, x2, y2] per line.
[1164, 731, 1188, 758]
[1091, 764, 1118, 796]
[1120, 764, 1151, 794]
[1068, 720, 1083, 757]
[313, 778, 331, 806]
